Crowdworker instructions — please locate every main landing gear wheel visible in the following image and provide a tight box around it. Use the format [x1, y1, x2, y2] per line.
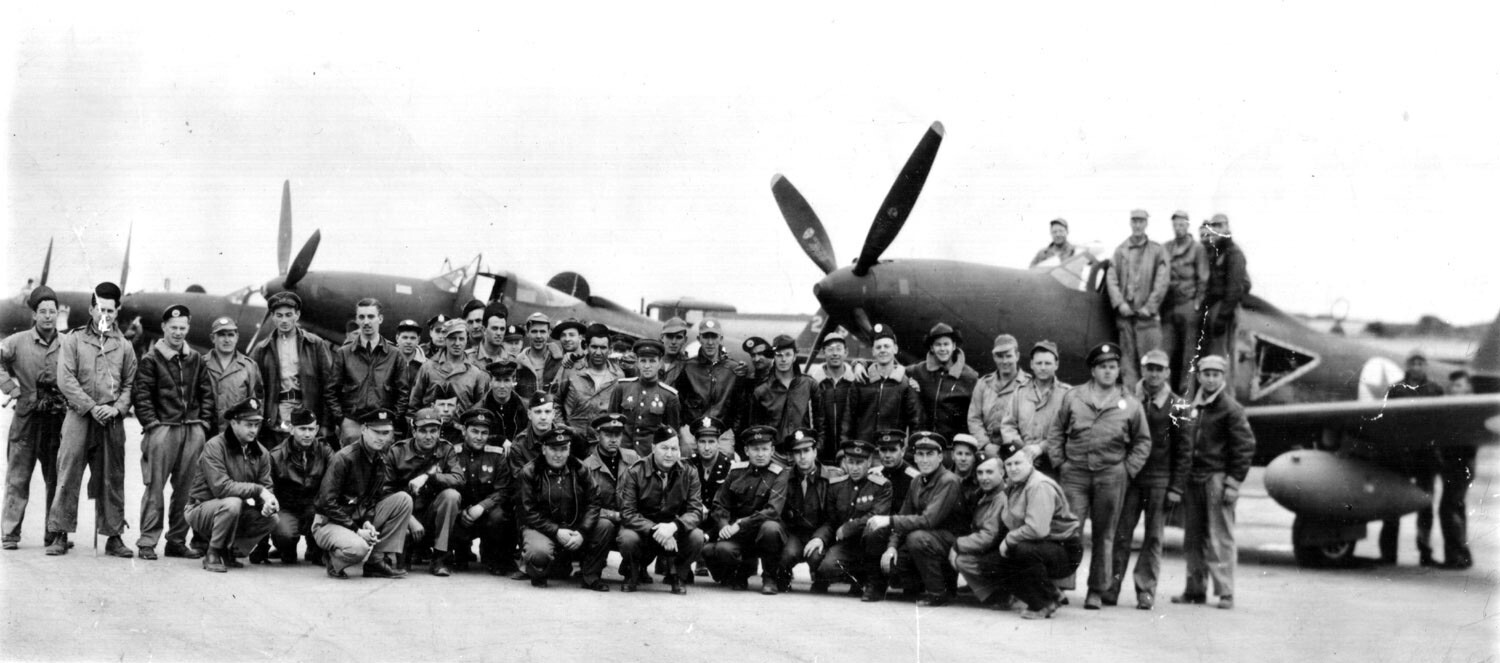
[1295, 541, 1355, 568]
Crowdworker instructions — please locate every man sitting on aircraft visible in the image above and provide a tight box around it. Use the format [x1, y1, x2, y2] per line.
[609, 339, 683, 457]
[812, 439, 891, 595]
[808, 329, 858, 463]
[864, 431, 966, 606]
[750, 334, 819, 461]
[329, 298, 405, 448]
[845, 324, 923, 444]
[1029, 218, 1090, 268]
[407, 319, 490, 418]
[515, 312, 563, 400]
[678, 317, 744, 454]
[1043, 342, 1152, 610]
[968, 334, 1029, 455]
[468, 303, 509, 368]
[906, 323, 978, 444]
[1003, 340, 1073, 472]
[1106, 209, 1170, 386]
[1377, 349, 1445, 567]
[555, 324, 624, 449]
[1199, 213, 1250, 358]
[204, 315, 262, 436]
[477, 360, 527, 445]
[1172, 354, 1255, 610]
[250, 291, 334, 442]
[1162, 210, 1210, 395]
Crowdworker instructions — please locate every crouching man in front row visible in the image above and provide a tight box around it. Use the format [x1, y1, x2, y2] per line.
[617, 425, 705, 595]
[184, 397, 279, 572]
[312, 407, 412, 579]
[518, 428, 610, 591]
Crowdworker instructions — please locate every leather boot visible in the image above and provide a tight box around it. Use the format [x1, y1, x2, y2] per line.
[203, 549, 227, 573]
[430, 551, 452, 577]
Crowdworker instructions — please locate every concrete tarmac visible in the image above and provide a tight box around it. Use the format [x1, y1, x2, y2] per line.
[0, 410, 1494, 662]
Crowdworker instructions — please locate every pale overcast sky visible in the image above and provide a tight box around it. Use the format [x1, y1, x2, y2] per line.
[6, 4, 1498, 324]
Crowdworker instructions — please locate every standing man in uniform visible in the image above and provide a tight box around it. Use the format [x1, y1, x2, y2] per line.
[461, 299, 487, 351]
[906, 323, 978, 444]
[204, 316, 261, 433]
[516, 313, 563, 400]
[1106, 349, 1190, 610]
[658, 317, 691, 388]
[468, 303, 510, 369]
[329, 299, 405, 448]
[813, 439, 891, 595]
[1, 286, 67, 550]
[184, 397, 279, 573]
[313, 408, 412, 579]
[677, 317, 742, 455]
[1029, 218, 1088, 267]
[731, 337, 774, 439]
[1437, 370, 1476, 569]
[617, 425, 705, 595]
[406, 319, 490, 415]
[249, 291, 334, 442]
[1003, 340, 1073, 470]
[808, 329, 857, 463]
[133, 304, 216, 560]
[702, 425, 789, 594]
[420, 314, 448, 359]
[1172, 355, 1255, 610]
[266, 407, 331, 564]
[1378, 349, 1445, 565]
[1106, 209, 1171, 385]
[394, 318, 426, 395]
[517, 428, 609, 590]
[864, 431, 964, 606]
[45, 282, 135, 558]
[750, 334, 819, 452]
[1199, 214, 1251, 359]
[968, 334, 1029, 455]
[1044, 342, 1152, 610]
[776, 429, 840, 593]
[555, 324, 623, 445]
[548, 317, 587, 383]
[846, 324, 923, 444]
[1161, 210, 1210, 394]
[609, 339, 682, 457]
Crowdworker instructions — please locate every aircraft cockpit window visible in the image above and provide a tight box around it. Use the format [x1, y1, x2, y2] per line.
[429, 265, 470, 294]
[1249, 332, 1321, 401]
[1045, 254, 1093, 291]
[514, 276, 582, 308]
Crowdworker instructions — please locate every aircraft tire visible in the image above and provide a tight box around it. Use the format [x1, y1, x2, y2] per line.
[1294, 541, 1356, 568]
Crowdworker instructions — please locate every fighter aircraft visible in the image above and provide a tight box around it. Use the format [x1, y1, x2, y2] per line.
[769, 121, 1500, 567]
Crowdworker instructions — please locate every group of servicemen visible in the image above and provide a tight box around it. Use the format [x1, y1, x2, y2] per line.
[0, 208, 1471, 618]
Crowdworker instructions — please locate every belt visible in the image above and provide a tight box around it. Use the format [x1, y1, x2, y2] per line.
[278, 389, 304, 401]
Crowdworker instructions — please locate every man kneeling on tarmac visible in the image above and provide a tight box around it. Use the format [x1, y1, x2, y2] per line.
[518, 428, 610, 591]
[184, 397, 279, 573]
[313, 407, 412, 579]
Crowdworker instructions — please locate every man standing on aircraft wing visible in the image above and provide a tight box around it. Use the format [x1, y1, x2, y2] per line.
[420, 314, 448, 360]
[407, 319, 490, 416]
[678, 317, 743, 455]
[845, 324, 923, 444]
[250, 291, 334, 444]
[1002, 340, 1073, 473]
[968, 334, 1029, 456]
[1199, 214, 1251, 359]
[1106, 209, 1171, 385]
[1171, 354, 1255, 610]
[907, 323, 978, 445]
[1043, 342, 1152, 610]
[329, 298, 405, 448]
[1, 286, 66, 551]
[609, 339, 682, 457]
[1162, 210, 1210, 395]
[548, 317, 586, 377]
[1029, 218, 1090, 268]
[45, 282, 135, 558]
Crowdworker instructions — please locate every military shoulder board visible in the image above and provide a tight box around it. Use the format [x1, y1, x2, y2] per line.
[619, 377, 639, 383]
[826, 473, 849, 484]
[658, 383, 678, 395]
[820, 465, 846, 480]
[484, 445, 506, 454]
[904, 466, 921, 479]
[730, 460, 750, 470]
[768, 463, 785, 474]
[866, 472, 888, 485]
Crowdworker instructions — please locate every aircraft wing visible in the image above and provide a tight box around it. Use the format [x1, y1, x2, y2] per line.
[1246, 394, 1500, 456]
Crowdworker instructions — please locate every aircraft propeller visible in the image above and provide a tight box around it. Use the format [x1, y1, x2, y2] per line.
[120, 223, 133, 292]
[771, 175, 838, 275]
[277, 180, 292, 276]
[40, 238, 53, 286]
[283, 230, 321, 290]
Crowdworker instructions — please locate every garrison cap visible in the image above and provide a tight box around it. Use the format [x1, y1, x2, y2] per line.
[161, 304, 190, 322]
[841, 439, 876, 458]
[951, 433, 980, 453]
[822, 328, 848, 348]
[426, 314, 449, 330]
[461, 299, 487, 318]
[591, 413, 628, 432]
[504, 324, 524, 341]
[633, 338, 665, 358]
[998, 441, 1025, 461]
[583, 323, 612, 341]
[440, 319, 467, 336]
[430, 383, 459, 401]
[1049, 218, 1069, 229]
[924, 322, 961, 348]
[992, 333, 1019, 352]
[26, 285, 57, 311]
[93, 281, 122, 303]
[1130, 209, 1149, 220]
[525, 312, 551, 329]
[771, 334, 797, 353]
[781, 428, 818, 453]
[691, 416, 725, 438]
[908, 430, 947, 452]
[211, 316, 238, 333]
[1030, 339, 1060, 359]
[874, 429, 906, 449]
[739, 425, 778, 448]
[1086, 342, 1122, 367]
[412, 407, 442, 428]
[541, 428, 576, 448]
[266, 291, 301, 311]
[1171, 210, 1190, 220]
[395, 318, 422, 334]
[482, 301, 509, 323]
[661, 317, 689, 335]
[459, 407, 497, 429]
[1141, 348, 1170, 368]
[528, 391, 557, 410]
[485, 360, 519, 379]
[697, 318, 724, 337]
[288, 407, 317, 427]
[224, 397, 264, 421]
[358, 407, 397, 427]
[872, 323, 897, 344]
[1197, 355, 1228, 373]
[551, 317, 586, 340]
[742, 337, 770, 355]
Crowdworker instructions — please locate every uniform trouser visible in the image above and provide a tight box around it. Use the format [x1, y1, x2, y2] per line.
[521, 520, 613, 583]
[1060, 462, 1128, 593]
[46, 412, 126, 536]
[997, 540, 1077, 611]
[1200, 302, 1236, 360]
[272, 503, 321, 560]
[186, 497, 277, 553]
[416, 489, 462, 552]
[816, 526, 875, 586]
[703, 521, 785, 582]
[312, 493, 413, 573]
[1114, 316, 1162, 386]
[1109, 483, 1168, 600]
[1439, 446, 1476, 565]
[2, 412, 64, 542]
[618, 524, 706, 583]
[1182, 472, 1236, 598]
[892, 529, 958, 595]
[1160, 299, 1200, 394]
[778, 528, 826, 582]
[137, 424, 206, 550]
[1380, 468, 1436, 560]
[451, 507, 512, 569]
[954, 549, 1006, 603]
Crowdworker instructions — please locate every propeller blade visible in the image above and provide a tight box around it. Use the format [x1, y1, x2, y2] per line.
[851, 307, 875, 338]
[283, 229, 321, 290]
[771, 174, 837, 275]
[120, 223, 133, 292]
[278, 180, 292, 276]
[853, 121, 945, 277]
[40, 238, 53, 286]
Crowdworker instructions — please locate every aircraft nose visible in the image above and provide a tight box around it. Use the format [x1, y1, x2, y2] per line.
[1, 300, 33, 336]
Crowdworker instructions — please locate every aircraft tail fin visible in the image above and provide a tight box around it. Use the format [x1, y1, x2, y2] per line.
[1472, 309, 1500, 394]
